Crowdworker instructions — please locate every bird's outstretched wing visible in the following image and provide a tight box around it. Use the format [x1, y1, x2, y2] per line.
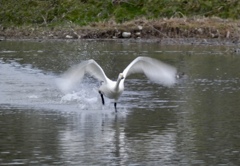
[57, 59, 110, 92]
[122, 56, 177, 86]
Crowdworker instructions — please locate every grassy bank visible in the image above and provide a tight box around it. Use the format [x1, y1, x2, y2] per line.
[1, 0, 240, 26]
[0, 0, 240, 40]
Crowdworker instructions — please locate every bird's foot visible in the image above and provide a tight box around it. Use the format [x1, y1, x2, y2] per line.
[99, 91, 105, 105]
[114, 102, 117, 113]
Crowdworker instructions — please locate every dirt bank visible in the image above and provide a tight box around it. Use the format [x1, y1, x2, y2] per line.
[1, 18, 240, 45]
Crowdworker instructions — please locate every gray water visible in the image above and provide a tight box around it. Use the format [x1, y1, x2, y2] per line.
[0, 40, 239, 165]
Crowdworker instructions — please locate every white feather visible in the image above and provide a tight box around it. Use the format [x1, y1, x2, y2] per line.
[57, 56, 177, 110]
[123, 56, 176, 86]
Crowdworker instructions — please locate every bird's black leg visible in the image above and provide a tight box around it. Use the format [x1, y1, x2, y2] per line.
[114, 102, 117, 112]
[99, 91, 105, 105]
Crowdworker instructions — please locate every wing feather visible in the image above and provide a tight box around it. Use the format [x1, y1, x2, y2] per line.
[123, 56, 176, 86]
[57, 59, 109, 92]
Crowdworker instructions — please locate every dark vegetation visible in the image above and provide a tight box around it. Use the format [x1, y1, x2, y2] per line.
[0, 0, 240, 40]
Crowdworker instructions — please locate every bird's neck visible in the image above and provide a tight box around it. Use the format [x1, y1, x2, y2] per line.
[114, 78, 123, 91]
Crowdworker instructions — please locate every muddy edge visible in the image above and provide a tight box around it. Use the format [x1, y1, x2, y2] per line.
[0, 18, 240, 46]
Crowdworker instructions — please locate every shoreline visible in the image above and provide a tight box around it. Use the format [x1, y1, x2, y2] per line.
[1, 18, 240, 46]
[2, 38, 240, 46]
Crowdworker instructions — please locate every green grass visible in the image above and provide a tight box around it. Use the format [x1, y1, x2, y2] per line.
[0, 0, 239, 27]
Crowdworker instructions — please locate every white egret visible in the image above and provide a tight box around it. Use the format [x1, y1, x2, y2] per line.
[58, 56, 177, 111]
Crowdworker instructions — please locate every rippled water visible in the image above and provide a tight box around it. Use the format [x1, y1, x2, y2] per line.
[0, 40, 240, 165]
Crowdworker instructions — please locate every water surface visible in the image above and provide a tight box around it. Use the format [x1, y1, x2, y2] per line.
[0, 40, 240, 165]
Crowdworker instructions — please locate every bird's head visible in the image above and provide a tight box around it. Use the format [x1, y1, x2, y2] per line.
[118, 73, 124, 80]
